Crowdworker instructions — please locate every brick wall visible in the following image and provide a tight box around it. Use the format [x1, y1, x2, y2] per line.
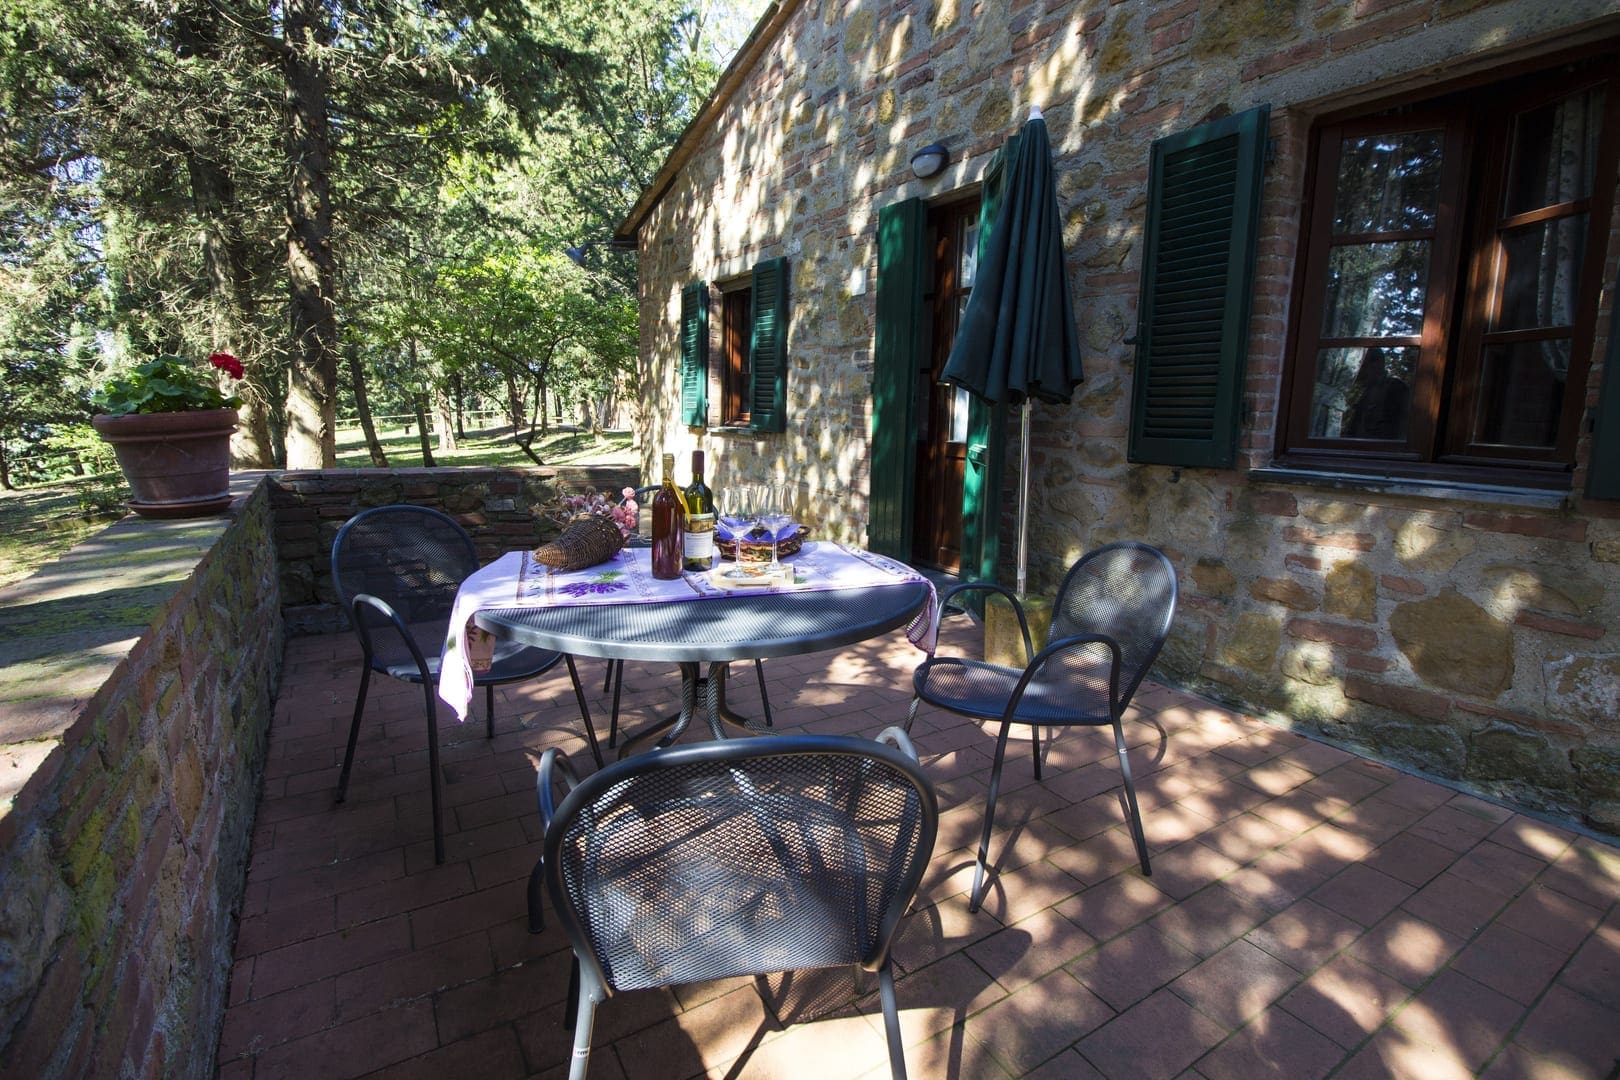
[0, 479, 282, 1077]
[269, 465, 638, 636]
[634, 0, 1620, 834]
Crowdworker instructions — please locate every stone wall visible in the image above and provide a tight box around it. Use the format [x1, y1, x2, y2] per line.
[270, 465, 638, 635]
[0, 479, 282, 1077]
[633, 0, 1620, 832]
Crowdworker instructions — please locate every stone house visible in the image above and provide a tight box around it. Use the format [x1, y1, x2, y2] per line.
[616, 0, 1620, 834]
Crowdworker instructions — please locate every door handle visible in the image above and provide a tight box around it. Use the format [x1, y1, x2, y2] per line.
[967, 443, 987, 467]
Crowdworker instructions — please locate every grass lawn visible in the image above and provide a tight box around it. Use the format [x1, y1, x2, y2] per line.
[0, 425, 638, 590]
[336, 424, 636, 469]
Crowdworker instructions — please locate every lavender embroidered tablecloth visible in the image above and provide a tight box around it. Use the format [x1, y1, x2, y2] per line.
[437, 542, 936, 721]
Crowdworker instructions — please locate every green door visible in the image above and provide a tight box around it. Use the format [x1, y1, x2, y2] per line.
[872, 191, 1005, 580]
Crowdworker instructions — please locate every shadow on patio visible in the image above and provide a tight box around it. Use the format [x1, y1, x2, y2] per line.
[218, 615, 1620, 1079]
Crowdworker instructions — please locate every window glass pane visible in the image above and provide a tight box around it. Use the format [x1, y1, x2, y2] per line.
[950, 386, 970, 443]
[1472, 339, 1570, 448]
[1322, 240, 1431, 338]
[1494, 214, 1588, 331]
[1332, 132, 1445, 234]
[1505, 87, 1605, 215]
[961, 222, 979, 289]
[1309, 346, 1416, 439]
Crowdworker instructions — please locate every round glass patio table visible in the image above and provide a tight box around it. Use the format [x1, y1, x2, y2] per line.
[475, 580, 930, 757]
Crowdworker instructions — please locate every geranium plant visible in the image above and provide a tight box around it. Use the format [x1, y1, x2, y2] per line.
[543, 487, 640, 538]
[92, 353, 245, 416]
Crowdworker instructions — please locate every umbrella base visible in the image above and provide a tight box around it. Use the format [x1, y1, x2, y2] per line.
[984, 593, 1054, 667]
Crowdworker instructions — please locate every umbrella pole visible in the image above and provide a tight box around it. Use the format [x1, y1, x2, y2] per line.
[1016, 399, 1031, 597]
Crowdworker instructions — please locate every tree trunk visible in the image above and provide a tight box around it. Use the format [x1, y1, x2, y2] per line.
[434, 384, 457, 452]
[504, 373, 523, 432]
[453, 372, 466, 439]
[283, 0, 339, 469]
[174, 5, 278, 470]
[346, 343, 388, 466]
[412, 394, 436, 467]
[0, 440, 11, 490]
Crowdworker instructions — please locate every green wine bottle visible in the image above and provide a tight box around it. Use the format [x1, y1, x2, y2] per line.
[683, 450, 716, 572]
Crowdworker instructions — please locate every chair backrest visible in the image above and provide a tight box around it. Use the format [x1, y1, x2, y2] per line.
[1047, 541, 1178, 709]
[543, 735, 938, 995]
[330, 504, 480, 666]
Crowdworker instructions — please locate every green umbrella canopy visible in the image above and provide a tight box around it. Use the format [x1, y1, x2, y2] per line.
[942, 109, 1083, 405]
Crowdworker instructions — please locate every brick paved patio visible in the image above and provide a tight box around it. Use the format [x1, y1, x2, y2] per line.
[218, 614, 1620, 1079]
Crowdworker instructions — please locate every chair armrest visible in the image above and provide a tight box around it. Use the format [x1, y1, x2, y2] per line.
[935, 581, 1033, 662]
[873, 726, 921, 762]
[349, 593, 434, 683]
[1003, 632, 1125, 722]
[536, 748, 583, 833]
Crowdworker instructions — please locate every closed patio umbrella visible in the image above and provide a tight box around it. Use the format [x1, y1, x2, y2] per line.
[943, 105, 1082, 596]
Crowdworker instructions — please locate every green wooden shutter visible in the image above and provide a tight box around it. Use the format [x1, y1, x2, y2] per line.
[749, 257, 789, 433]
[680, 282, 708, 426]
[1128, 104, 1270, 468]
[870, 199, 927, 557]
[1587, 281, 1620, 499]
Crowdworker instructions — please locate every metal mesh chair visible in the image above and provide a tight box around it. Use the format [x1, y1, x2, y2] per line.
[331, 504, 602, 864]
[907, 542, 1177, 911]
[529, 730, 938, 1080]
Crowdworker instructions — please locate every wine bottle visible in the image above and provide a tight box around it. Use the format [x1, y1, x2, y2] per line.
[683, 451, 716, 572]
[651, 452, 684, 579]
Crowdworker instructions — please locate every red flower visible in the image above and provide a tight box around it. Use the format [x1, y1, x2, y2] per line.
[209, 352, 245, 380]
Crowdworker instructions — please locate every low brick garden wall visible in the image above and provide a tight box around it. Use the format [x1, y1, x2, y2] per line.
[0, 478, 281, 1077]
[269, 464, 638, 635]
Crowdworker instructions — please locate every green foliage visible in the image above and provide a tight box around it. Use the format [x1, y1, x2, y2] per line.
[1, 0, 763, 460]
[91, 357, 244, 416]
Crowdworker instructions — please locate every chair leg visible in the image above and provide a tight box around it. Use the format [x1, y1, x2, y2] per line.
[526, 856, 546, 934]
[878, 959, 908, 1080]
[564, 654, 606, 769]
[969, 721, 1016, 914]
[1113, 719, 1152, 876]
[336, 666, 371, 803]
[425, 682, 446, 865]
[608, 660, 624, 749]
[1031, 724, 1042, 781]
[903, 693, 921, 734]
[754, 659, 773, 727]
[485, 682, 496, 740]
[566, 965, 596, 1080]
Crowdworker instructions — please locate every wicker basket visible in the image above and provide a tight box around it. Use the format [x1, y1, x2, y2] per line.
[533, 514, 626, 571]
[718, 526, 808, 563]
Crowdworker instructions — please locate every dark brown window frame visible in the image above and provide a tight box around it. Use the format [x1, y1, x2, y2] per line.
[718, 282, 753, 426]
[1275, 51, 1620, 490]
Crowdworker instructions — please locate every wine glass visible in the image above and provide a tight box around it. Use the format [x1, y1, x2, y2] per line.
[718, 485, 757, 575]
[758, 482, 797, 577]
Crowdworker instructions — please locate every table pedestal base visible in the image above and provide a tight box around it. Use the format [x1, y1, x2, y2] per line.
[616, 661, 768, 758]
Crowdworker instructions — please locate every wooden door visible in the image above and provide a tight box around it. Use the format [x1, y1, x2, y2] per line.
[911, 200, 979, 572]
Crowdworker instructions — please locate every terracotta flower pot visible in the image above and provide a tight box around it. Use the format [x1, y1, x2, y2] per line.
[91, 408, 239, 519]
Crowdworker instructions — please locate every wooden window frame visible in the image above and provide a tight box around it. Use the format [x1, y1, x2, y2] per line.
[718, 283, 753, 426]
[1276, 54, 1620, 489]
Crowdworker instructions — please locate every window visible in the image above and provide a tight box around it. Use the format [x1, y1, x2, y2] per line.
[1279, 56, 1620, 487]
[679, 258, 788, 433]
[720, 284, 752, 426]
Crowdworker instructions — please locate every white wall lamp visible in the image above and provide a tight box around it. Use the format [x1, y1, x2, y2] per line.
[910, 143, 950, 180]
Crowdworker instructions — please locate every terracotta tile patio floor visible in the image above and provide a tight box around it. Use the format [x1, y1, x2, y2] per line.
[219, 613, 1620, 1079]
